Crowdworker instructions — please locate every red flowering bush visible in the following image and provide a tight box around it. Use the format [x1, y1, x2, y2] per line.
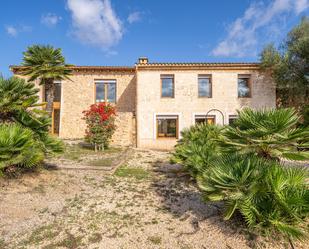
[82, 103, 116, 151]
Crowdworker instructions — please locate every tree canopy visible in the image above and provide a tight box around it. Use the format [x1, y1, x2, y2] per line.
[260, 17, 309, 110]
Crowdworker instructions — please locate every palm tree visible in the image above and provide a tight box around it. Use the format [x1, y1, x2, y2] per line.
[20, 45, 72, 115]
[198, 154, 309, 248]
[0, 76, 40, 121]
[222, 108, 309, 161]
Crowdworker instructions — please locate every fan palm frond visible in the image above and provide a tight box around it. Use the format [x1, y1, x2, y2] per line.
[222, 108, 309, 160]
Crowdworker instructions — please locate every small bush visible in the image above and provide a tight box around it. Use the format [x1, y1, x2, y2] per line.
[83, 103, 116, 151]
[0, 124, 44, 172]
[172, 123, 223, 177]
[198, 154, 309, 246]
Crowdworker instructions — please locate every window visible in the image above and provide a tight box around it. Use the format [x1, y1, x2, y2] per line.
[161, 75, 174, 98]
[156, 115, 178, 138]
[238, 75, 251, 98]
[229, 115, 238, 125]
[95, 80, 116, 103]
[195, 115, 216, 125]
[45, 81, 61, 102]
[198, 75, 212, 97]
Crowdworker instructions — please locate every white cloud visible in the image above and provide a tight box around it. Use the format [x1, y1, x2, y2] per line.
[41, 13, 62, 27]
[6, 26, 18, 37]
[212, 0, 309, 57]
[295, 0, 309, 14]
[67, 0, 123, 50]
[127, 11, 141, 24]
[5, 24, 32, 37]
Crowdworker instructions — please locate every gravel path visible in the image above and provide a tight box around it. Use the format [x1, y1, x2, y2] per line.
[0, 149, 306, 249]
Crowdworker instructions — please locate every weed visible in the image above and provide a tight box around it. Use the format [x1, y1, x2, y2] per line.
[53, 231, 83, 249]
[148, 235, 162, 245]
[0, 238, 7, 248]
[32, 184, 46, 194]
[88, 233, 103, 244]
[22, 224, 60, 246]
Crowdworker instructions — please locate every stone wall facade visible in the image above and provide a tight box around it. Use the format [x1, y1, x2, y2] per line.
[12, 63, 276, 150]
[136, 67, 276, 150]
[59, 70, 136, 147]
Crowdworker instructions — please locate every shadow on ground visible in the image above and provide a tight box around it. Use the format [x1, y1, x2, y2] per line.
[150, 159, 251, 241]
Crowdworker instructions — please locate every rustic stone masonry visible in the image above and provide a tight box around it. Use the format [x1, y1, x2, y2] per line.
[60, 70, 136, 147]
[11, 60, 276, 150]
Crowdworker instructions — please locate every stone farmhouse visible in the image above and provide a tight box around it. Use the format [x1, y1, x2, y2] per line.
[11, 57, 276, 150]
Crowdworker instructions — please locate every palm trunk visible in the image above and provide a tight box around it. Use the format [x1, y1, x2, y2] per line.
[44, 79, 55, 117]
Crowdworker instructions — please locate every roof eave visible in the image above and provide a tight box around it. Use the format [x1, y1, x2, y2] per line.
[10, 65, 136, 74]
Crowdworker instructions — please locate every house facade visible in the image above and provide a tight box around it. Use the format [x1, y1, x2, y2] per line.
[11, 57, 276, 150]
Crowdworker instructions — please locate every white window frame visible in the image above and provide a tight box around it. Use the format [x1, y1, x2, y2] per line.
[153, 113, 181, 140]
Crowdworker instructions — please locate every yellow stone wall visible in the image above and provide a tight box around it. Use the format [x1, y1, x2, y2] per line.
[136, 69, 276, 150]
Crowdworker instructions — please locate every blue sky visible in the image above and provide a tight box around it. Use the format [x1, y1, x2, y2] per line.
[1, 0, 308, 77]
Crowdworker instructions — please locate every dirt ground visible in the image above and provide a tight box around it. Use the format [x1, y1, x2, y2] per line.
[0, 147, 306, 249]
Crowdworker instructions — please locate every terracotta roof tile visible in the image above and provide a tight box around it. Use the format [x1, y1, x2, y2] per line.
[10, 65, 135, 73]
[135, 62, 260, 70]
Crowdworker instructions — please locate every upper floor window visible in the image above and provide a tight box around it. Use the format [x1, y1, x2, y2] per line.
[238, 75, 251, 98]
[161, 75, 174, 98]
[95, 80, 116, 103]
[198, 75, 212, 97]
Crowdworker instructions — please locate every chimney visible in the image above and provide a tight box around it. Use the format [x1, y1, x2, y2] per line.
[138, 57, 148, 64]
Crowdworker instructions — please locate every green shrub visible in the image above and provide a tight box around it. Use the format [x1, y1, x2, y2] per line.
[222, 108, 309, 160]
[0, 76, 64, 174]
[172, 123, 223, 177]
[198, 154, 309, 246]
[0, 124, 44, 171]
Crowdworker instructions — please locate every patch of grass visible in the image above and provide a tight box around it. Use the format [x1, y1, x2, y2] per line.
[66, 195, 86, 209]
[0, 238, 7, 248]
[53, 232, 83, 249]
[114, 165, 150, 180]
[88, 232, 103, 244]
[148, 235, 162, 245]
[61, 144, 122, 161]
[22, 224, 60, 246]
[88, 158, 114, 167]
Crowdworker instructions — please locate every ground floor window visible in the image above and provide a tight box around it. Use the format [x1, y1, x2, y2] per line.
[228, 115, 238, 125]
[195, 115, 216, 125]
[156, 115, 178, 138]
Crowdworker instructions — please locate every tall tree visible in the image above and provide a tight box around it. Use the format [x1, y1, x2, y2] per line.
[260, 17, 309, 111]
[21, 45, 72, 115]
